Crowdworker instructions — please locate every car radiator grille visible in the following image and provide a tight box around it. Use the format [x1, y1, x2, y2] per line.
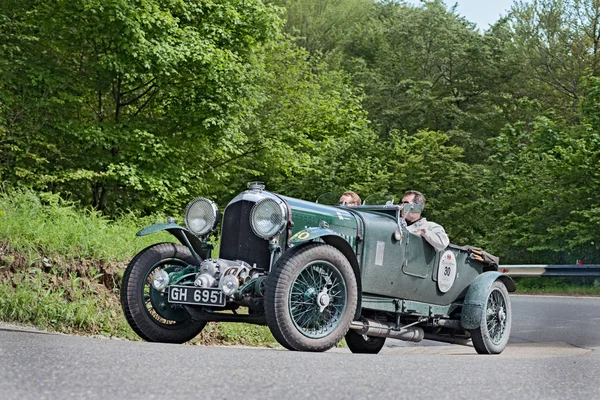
[219, 200, 271, 271]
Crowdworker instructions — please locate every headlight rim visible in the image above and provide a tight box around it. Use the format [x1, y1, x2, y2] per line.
[250, 197, 288, 239]
[184, 197, 219, 237]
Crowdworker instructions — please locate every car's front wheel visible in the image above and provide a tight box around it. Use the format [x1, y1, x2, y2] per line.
[470, 280, 512, 354]
[265, 243, 358, 352]
[121, 242, 206, 343]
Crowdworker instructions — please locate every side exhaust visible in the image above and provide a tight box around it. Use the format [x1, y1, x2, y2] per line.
[349, 318, 424, 342]
[423, 333, 472, 347]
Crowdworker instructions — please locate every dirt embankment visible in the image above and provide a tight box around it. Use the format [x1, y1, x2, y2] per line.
[0, 241, 250, 345]
[0, 240, 125, 292]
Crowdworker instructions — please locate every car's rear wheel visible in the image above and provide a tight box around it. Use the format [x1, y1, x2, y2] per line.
[345, 330, 386, 354]
[265, 243, 358, 352]
[121, 242, 206, 343]
[470, 280, 511, 354]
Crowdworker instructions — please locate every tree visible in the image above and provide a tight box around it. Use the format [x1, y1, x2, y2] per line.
[508, 0, 600, 120]
[204, 39, 377, 204]
[268, 0, 375, 58]
[0, 0, 281, 214]
[479, 78, 600, 263]
[339, 0, 520, 161]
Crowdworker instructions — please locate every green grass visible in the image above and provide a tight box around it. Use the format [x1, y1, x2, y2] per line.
[513, 277, 600, 296]
[0, 266, 137, 339]
[195, 323, 279, 347]
[0, 188, 172, 261]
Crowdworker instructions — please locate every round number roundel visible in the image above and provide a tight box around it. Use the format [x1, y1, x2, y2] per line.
[437, 250, 457, 293]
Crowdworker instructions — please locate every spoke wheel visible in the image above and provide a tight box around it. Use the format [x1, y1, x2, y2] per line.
[265, 243, 358, 352]
[345, 330, 386, 354]
[289, 260, 347, 338]
[121, 243, 206, 343]
[470, 281, 511, 354]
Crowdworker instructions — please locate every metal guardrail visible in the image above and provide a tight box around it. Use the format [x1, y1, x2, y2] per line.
[500, 264, 600, 277]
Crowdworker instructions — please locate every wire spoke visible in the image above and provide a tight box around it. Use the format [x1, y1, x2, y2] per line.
[486, 289, 508, 344]
[289, 260, 348, 338]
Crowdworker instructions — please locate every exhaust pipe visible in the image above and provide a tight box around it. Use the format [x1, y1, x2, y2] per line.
[423, 333, 472, 347]
[350, 318, 424, 342]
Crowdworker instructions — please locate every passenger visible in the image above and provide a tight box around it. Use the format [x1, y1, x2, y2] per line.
[401, 190, 449, 252]
[338, 191, 361, 206]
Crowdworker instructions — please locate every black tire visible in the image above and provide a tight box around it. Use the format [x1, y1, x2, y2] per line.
[265, 243, 358, 352]
[264, 246, 307, 351]
[345, 330, 386, 354]
[470, 280, 512, 354]
[121, 242, 206, 343]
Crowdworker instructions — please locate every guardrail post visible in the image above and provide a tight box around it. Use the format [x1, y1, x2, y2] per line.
[499, 264, 600, 277]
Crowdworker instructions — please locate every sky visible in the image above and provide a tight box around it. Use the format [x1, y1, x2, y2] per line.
[405, 0, 516, 30]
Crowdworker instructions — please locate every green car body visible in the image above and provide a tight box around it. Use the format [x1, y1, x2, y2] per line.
[121, 183, 515, 354]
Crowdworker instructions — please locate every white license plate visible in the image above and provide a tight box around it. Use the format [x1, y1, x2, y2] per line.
[168, 286, 226, 307]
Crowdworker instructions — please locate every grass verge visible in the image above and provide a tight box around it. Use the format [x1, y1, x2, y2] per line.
[513, 277, 600, 296]
[0, 188, 278, 346]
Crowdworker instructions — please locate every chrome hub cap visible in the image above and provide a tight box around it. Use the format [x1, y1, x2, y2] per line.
[317, 291, 330, 312]
[498, 307, 506, 323]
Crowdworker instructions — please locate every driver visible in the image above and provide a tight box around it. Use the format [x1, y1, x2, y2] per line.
[401, 190, 449, 252]
[338, 191, 361, 206]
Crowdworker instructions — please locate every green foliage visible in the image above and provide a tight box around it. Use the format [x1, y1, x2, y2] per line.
[338, 0, 518, 161]
[269, 0, 375, 57]
[480, 79, 600, 263]
[1, 0, 383, 217]
[233, 40, 376, 201]
[0, 187, 172, 261]
[0, 0, 282, 214]
[507, 0, 600, 120]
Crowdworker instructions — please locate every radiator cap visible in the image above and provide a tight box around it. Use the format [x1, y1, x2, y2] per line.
[247, 181, 265, 191]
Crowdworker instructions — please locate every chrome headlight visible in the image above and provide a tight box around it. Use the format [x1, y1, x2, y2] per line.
[185, 197, 219, 236]
[250, 198, 287, 239]
[152, 269, 169, 291]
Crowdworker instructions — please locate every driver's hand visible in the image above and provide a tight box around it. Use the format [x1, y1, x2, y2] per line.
[416, 229, 426, 237]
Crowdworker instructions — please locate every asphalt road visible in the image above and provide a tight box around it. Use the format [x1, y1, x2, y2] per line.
[1, 295, 599, 400]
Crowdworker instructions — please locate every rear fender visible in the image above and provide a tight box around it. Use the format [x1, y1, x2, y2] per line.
[137, 223, 212, 262]
[460, 272, 516, 329]
[289, 228, 362, 319]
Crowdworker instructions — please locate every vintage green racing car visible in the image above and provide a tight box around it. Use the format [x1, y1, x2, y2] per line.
[120, 182, 515, 354]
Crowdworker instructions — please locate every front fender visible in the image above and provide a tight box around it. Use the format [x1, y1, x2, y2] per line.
[137, 223, 211, 260]
[289, 227, 342, 245]
[460, 272, 516, 330]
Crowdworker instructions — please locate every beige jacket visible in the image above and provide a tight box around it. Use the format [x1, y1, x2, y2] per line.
[406, 218, 450, 252]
